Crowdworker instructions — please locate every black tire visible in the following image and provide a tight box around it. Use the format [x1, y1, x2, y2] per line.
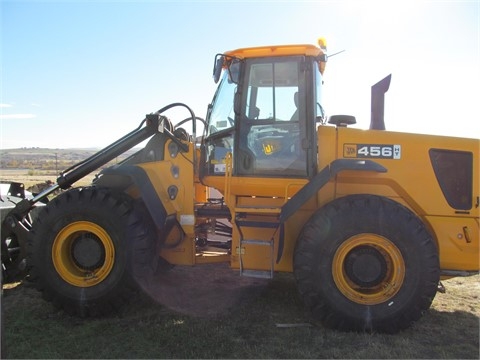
[293, 194, 439, 333]
[27, 187, 157, 316]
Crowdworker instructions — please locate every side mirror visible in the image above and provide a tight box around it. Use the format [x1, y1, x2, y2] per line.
[213, 55, 223, 84]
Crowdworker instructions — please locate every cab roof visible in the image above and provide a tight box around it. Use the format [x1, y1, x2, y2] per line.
[224, 43, 325, 59]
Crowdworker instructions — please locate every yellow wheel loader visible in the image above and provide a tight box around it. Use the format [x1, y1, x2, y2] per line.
[2, 39, 478, 333]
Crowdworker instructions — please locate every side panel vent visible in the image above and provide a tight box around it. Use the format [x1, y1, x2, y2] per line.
[429, 149, 473, 210]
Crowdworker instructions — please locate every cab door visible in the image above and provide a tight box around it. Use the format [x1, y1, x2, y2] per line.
[201, 56, 321, 190]
[235, 57, 310, 177]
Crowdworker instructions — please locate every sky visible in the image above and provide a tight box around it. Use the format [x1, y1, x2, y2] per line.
[1, 0, 479, 149]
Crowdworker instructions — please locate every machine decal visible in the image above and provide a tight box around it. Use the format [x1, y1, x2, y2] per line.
[344, 144, 401, 159]
[214, 163, 226, 173]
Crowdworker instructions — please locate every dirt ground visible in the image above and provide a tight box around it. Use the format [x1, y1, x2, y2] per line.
[2, 263, 271, 323]
[139, 262, 270, 317]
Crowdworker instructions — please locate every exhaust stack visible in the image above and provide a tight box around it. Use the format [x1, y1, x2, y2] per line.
[370, 74, 391, 130]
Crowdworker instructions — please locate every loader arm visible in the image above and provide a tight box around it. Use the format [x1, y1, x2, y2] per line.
[1, 104, 196, 281]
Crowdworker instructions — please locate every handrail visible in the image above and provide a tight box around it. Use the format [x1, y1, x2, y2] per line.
[223, 152, 233, 210]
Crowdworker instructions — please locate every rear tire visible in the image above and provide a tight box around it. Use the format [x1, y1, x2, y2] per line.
[293, 194, 439, 333]
[27, 187, 157, 316]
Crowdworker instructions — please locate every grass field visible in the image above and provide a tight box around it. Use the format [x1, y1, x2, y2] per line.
[1, 167, 479, 359]
[2, 269, 479, 359]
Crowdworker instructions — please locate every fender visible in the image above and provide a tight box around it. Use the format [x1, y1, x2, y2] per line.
[95, 164, 172, 232]
[280, 159, 387, 223]
[275, 159, 387, 262]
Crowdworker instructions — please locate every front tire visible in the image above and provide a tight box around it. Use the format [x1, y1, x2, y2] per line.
[28, 187, 157, 316]
[293, 195, 439, 333]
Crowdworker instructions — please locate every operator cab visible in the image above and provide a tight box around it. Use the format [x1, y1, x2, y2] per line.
[201, 41, 328, 183]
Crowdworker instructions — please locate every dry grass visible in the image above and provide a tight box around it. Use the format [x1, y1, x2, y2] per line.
[0, 166, 480, 359]
[0, 169, 97, 189]
[1, 270, 479, 359]
[0, 168, 479, 359]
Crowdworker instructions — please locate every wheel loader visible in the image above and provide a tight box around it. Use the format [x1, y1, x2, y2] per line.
[2, 38, 479, 333]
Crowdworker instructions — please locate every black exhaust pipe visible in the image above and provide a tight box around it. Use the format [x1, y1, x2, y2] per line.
[370, 74, 391, 130]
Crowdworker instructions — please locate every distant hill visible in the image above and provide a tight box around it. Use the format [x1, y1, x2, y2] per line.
[0, 147, 139, 171]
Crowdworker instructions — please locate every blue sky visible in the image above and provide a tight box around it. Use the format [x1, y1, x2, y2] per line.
[1, 0, 479, 149]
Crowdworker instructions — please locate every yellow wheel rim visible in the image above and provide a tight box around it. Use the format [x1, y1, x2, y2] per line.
[52, 221, 115, 287]
[332, 234, 405, 305]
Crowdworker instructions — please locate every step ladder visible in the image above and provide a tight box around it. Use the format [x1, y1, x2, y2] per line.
[235, 208, 281, 279]
[223, 152, 285, 279]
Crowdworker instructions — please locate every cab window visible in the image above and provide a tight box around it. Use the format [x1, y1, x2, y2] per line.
[206, 76, 237, 136]
[236, 58, 307, 177]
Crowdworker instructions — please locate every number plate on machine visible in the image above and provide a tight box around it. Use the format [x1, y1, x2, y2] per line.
[343, 144, 401, 159]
